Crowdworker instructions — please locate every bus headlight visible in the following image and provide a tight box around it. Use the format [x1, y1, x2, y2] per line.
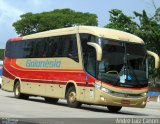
[141, 92, 147, 97]
[101, 87, 110, 93]
[94, 83, 111, 93]
[94, 83, 101, 89]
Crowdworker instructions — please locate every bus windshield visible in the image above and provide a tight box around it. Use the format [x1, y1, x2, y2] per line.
[98, 38, 148, 88]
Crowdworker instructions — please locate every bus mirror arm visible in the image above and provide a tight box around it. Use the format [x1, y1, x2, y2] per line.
[87, 42, 102, 61]
[147, 50, 160, 69]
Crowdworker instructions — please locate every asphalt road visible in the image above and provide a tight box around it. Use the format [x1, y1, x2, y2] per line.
[0, 89, 160, 124]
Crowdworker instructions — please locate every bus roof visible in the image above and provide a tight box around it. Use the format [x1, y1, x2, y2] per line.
[19, 26, 144, 44]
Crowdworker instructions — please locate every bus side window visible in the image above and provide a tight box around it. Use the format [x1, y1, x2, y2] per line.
[68, 35, 79, 62]
[34, 39, 46, 58]
[24, 40, 29, 58]
[86, 46, 96, 77]
[47, 37, 58, 57]
[5, 42, 12, 58]
[61, 35, 79, 62]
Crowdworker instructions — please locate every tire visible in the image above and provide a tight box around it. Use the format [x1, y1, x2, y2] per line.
[107, 105, 122, 113]
[45, 97, 59, 103]
[14, 81, 29, 99]
[66, 86, 81, 108]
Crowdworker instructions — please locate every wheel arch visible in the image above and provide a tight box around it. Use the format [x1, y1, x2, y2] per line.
[65, 80, 78, 99]
[13, 77, 22, 89]
[13, 77, 29, 99]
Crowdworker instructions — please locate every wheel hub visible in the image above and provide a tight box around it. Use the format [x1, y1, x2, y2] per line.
[69, 92, 76, 103]
[15, 85, 20, 96]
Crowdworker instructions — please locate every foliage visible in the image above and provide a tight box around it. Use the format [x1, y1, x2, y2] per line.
[105, 9, 138, 34]
[134, 10, 160, 54]
[0, 49, 4, 60]
[154, 7, 160, 23]
[105, 9, 160, 54]
[13, 9, 98, 36]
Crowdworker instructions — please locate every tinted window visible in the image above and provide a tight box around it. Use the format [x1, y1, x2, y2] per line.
[34, 39, 47, 57]
[5, 42, 12, 58]
[46, 37, 58, 57]
[85, 46, 96, 76]
[46, 35, 78, 61]
[80, 34, 97, 54]
[23, 40, 35, 58]
[5, 41, 25, 58]
[126, 43, 146, 56]
[5, 34, 79, 62]
[64, 35, 78, 61]
[80, 34, 98, 76]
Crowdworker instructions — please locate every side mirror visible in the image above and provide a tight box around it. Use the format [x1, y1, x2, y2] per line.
[147, 50, 159, 69]
[87, 42, 102, 61]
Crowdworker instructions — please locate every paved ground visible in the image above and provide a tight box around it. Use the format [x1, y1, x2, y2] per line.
[0, 89, 160, 123]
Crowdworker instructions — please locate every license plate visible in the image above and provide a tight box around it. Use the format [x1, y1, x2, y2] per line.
[121, 100, 130, 105]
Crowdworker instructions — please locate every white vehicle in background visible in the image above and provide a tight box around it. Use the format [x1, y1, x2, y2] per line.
[0, 60, 3, 89]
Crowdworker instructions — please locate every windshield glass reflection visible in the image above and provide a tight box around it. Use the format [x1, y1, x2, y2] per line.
[98, 38, 148, 88]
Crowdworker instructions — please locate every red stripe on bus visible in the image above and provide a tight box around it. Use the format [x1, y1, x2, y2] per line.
[3, 68, 15, 80]
[5, 63, 86, 82]
[3, 66, 94, 87]
[21, 79, 94, 87]
[21, 79, 66, 85]
[77, 83, 94, 87]
[8, 37, 23, 42]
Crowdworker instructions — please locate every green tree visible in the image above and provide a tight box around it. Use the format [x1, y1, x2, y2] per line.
[105, 9, 160, 55]
[105, 9, 138, 34]
[134, 10, 160, 54]
[0, 49, 4, 60]
[154, 7, 160, 23]
[151, 0, 160, 23]
[13, 9, 98, 36]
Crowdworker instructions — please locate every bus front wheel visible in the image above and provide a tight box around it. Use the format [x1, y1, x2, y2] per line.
[14, 81, 29, 99]
[107, 105, 122, 113]
[66, 86, 81, 108]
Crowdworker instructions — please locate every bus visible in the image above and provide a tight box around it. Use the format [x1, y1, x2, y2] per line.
[0, 60, 3, 88]
[2, 26, 159, 113]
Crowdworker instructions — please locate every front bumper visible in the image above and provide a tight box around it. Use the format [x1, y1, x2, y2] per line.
[94, 89, 147, 108]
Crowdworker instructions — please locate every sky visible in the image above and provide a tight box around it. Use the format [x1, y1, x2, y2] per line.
[0, 0, 160, 49]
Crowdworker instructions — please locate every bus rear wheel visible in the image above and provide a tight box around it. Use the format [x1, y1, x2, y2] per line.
[66, 86, 81, 108]
[45, 97, 59, 103]
[14, 81, 29, 99]
[107, 105, 122, 113]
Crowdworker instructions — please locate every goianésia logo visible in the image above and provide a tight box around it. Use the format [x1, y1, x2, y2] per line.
[26, 59, 61, 68]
